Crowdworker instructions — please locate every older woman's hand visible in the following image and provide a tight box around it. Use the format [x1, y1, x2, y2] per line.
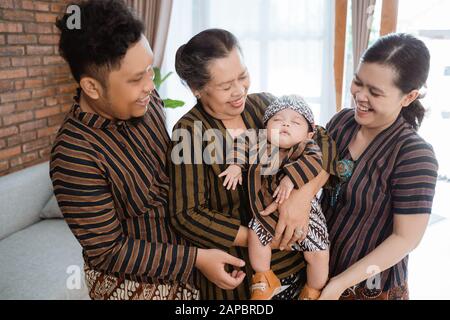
[261, 186, 312, 251]
[261, 171, 329, 251]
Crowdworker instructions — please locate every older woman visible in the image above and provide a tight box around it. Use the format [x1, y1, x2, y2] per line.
[168, 29, 335, 300]
[319, 33, 438, 300]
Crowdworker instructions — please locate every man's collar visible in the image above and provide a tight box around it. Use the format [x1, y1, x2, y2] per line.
[71, 103, 126, 130]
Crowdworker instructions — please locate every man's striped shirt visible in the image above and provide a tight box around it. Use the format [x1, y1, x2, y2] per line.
[50, 92, 197, 286]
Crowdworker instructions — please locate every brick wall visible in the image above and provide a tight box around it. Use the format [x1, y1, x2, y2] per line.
[0, 0, 77, 176]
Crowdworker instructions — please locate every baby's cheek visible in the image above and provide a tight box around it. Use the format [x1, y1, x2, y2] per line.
[292, 128, 307, 141]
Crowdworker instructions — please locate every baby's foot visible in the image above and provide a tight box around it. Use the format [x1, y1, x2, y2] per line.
[250, 270, 283, 300]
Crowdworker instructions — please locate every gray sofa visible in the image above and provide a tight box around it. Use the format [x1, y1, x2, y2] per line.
[0, 161, 89, 300]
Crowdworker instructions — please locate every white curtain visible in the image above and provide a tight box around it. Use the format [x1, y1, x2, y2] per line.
[352, 0, 377, 70]
[126, 0, 174, 68]
[163, 0, 336, 132]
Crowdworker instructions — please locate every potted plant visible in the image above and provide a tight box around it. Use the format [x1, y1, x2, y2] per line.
[153, 67, 185, 109]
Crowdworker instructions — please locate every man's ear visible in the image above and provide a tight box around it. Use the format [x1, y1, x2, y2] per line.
[307, 131, 315, 139]
[79, 76, 103, 100]
[401, 89, 420, 108]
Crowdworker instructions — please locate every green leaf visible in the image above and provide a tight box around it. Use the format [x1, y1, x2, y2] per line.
[163, 99, 185, 109]
[160, 71, 173, 84]
[153, 68, 186, 109]
[153, 67, 162, 90]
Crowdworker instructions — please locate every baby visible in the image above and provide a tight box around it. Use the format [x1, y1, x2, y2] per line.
[220, 95, 330, 300]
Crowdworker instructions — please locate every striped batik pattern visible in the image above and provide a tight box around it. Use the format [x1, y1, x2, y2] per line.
[322, 108, 438, 292]
[168, 92, 337, 299]
[247, 138, 323, 238]
[50, 92, 197, 288]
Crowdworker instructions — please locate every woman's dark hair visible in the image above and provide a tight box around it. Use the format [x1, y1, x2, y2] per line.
[361, 33, 430, 131]
[175, 28, 241, 91]
[56, 0, 144, 84]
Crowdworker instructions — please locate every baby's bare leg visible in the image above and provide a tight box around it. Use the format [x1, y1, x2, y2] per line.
[303, 250, 329, 290]
[249, 229, 272, 272]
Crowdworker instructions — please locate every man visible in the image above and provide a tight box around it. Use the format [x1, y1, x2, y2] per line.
[51, 0, 245, 300]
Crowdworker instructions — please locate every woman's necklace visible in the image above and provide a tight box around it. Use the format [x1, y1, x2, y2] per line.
[330, 158, 355, 207]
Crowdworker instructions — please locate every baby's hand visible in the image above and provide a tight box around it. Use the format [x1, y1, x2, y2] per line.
[273, 176, 295, 204]
[219, 165, 243, 190]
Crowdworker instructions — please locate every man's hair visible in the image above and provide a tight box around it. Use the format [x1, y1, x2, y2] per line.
[56, 0, 144, 85]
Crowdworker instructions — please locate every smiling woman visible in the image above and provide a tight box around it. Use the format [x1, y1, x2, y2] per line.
[195, 46, 250, 120]
[319, 33, 438, 300]
[168, 28, 337, 300]
[175, 29, 250, 121]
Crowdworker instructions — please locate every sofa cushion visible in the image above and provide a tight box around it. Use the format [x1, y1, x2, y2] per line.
[40, 194, 63, 219]
[0, 161, 53, 240]
[0, 219, 89, 300]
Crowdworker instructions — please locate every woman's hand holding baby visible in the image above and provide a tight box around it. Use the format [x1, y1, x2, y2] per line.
[260, 187, 311, 251]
